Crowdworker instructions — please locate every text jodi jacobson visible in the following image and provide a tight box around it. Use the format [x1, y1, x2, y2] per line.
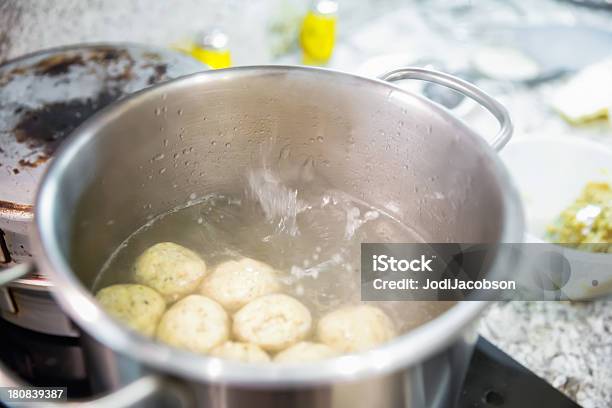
[369, 254, 517, 291]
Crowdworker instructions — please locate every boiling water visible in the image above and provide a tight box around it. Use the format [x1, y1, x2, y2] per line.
[96, 157, 451, 333]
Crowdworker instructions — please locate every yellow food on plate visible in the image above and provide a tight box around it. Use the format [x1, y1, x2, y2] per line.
[546, 182, 612, 253]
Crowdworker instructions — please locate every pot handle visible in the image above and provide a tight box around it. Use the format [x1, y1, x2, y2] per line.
[0, 262, 35, 286]
[0, 360, 191, 407]
[379, 67, 513, 151]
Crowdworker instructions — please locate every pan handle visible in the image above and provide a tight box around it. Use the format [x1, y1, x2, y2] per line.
[0, 358, 192, 407]
[0, 263, 35, 286]
[379, 67, 513, 151]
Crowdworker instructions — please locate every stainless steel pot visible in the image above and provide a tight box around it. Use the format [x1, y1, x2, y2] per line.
[0, 66, 523, 407]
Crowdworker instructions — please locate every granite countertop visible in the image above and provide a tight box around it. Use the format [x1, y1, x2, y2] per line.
[1, 1, 611, 406]
[480, 301, 612, 408]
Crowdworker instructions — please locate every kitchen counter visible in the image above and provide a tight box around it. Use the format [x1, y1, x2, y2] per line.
[480, 301, 612, 408]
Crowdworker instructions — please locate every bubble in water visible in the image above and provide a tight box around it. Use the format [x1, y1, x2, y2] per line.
[225, 142, 231, 149]
[153, 153, 165, 161]
[159, 168, 166, 174]
[317, 136, 324, 143]
[154, 107, 161, 116]
[211, 140, 217, 146]
[177, 109, 183, 116]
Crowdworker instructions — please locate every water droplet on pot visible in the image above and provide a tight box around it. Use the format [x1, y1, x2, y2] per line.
[279, 145, 291, 159]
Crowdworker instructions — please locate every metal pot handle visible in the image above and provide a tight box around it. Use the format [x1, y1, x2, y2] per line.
[379, 67, 513, 151]
[0, 264, 191, 407]
[0, 262, 35, 286]
[0, 345, 191, 408]
[0, 366, 167, 407]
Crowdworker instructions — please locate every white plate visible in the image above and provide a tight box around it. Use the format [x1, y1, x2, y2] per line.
[501, 136, 612, 299]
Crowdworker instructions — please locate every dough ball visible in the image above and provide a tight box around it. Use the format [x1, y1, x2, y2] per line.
[274, 342, 337, 363]
[134, 242, 207, 303]
[210, 341, 271, 363]
[200, 258, 280, 312]
[233, 294, 311, 352]
[156, 295, 229, 354]
[317, 305, 396, 353]
[95, 284, 165, 337]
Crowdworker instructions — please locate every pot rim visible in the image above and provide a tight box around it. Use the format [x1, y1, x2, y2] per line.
[32, 65, 524, 386]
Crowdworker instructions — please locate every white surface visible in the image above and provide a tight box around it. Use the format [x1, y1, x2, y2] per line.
[501, 136, 612, 238]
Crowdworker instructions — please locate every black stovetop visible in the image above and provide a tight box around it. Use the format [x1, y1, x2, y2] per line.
[0, 318, 581, 407]
[458, 337, 580, 408]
